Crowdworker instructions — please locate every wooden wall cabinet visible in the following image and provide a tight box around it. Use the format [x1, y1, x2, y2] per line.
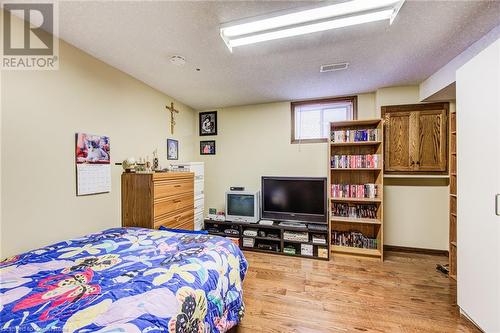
[122, 172, 194, 230]
[382, 103, 449, 174]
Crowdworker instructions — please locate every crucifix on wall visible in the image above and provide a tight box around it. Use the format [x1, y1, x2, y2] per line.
[165, 102, 180, 134]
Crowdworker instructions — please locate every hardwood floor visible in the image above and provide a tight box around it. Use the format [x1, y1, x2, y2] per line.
[236, 251, 479, 333]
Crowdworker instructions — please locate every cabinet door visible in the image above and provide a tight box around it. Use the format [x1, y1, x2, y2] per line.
[383, 111, 416, 172]
[416, 109, 447, 172]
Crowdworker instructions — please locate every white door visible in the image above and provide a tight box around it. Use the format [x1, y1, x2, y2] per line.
[456, 39, 500, 332]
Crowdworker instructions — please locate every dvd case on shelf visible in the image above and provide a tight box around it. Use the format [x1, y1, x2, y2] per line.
[331, 128, 379, 143]
[332, 203, 377, 219]
[331, 154, 380, 169]
[331, 230, 378, 249]
[331, 183, 379, 199]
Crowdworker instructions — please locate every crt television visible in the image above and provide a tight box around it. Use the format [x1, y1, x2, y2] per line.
[261, 176, 327, 224]
[225, 191, 260, 223]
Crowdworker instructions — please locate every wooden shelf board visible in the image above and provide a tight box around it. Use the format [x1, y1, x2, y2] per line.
[449, 274, 457, 281]
[450, 194, 457, 197]
[451, 131, 456, 134]
[451, 153, 457, 156]
[331, 168, 382, 171]
[330, 141, 382, 147]
[330, 216, 382, 225]
[331, 119, 382, 127]
[331, 245, 381, 256]
[450, 241, 457, 247]
[384, 174, 449, 179]
[451, 213, 457, 217]
[330, 197, 382, 203]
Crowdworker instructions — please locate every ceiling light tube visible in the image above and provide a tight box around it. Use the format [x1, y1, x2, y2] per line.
[221, 0, 401, 38]
[227, 9, 394, 48]
[220, 0, 405, 51]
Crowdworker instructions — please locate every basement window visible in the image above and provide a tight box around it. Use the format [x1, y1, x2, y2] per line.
[291, 96, 357, 143]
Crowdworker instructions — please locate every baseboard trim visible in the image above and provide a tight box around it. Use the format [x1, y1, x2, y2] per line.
[460, 308, 485, 333]
[384, 245, 449, 256]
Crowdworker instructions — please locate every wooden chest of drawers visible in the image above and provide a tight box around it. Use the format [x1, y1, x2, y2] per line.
[121, 172, 194, 230]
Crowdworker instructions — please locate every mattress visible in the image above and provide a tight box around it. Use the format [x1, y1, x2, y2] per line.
[0, 227, 248, 333]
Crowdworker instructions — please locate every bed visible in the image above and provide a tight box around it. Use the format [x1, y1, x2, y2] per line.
[0, 227, 248, 333]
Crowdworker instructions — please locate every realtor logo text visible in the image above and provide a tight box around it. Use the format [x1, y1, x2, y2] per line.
[1, 2, 59, 70]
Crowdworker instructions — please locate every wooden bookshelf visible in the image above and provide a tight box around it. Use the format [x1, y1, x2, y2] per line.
[449, 111, 457, 281]
[329, 119, 384, 261]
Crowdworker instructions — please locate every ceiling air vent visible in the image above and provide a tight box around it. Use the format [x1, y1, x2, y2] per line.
[320, 62, 349, 73]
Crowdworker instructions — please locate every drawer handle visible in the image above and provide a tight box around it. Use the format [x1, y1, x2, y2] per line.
[173, 199, 181, 203]
[174, 185, 181, 188]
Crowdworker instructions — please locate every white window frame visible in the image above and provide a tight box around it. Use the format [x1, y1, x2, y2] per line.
[291, 96, 357, 143]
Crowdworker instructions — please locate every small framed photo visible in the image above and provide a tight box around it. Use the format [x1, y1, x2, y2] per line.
[167, 139, 178, 160]
[200, 140, 216, 155]
[199, 111, 217, 136]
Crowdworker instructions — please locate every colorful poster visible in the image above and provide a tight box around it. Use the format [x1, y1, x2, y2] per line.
[75, 133, 111, 196]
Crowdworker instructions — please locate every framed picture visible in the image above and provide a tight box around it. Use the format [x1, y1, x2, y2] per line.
[167, 139, 179, 160]
[200, 140, 216, 155]
[199, 111, 217, 136]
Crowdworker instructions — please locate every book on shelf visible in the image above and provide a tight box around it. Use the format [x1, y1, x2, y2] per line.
[331, 184, 378, 199]
[331, 154, 380, 169]
[331, 128, 380, 143]
[332, 203, 377, 219]
[331, 230, 378, 249]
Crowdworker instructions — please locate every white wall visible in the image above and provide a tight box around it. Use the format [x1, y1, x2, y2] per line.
[456, 38, 500, 333]
[420, 25, 500, 101]
[195, 87, 450, 250]
[1, 16, 196, 257]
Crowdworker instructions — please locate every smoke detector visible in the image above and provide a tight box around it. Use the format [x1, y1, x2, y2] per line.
[169, 55, 186, 66]
[320, 62, 349, 72]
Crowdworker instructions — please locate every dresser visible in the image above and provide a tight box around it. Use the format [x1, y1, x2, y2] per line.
[169, 162, 204, 230]
[121, 172, 194, 230]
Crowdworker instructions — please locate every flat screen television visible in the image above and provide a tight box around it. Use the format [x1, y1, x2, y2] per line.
[225, 191, 260, 223]
[261, 176, 327, 224]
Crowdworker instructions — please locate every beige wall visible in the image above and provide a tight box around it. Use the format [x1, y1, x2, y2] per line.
[196, 86, 450, 250]
[196, 93, 376, 210]
[1, 21, 195, 257]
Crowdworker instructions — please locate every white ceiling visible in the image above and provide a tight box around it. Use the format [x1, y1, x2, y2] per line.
[55, 1, 500, 110]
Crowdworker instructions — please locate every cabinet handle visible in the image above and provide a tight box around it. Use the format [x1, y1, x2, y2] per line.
[496, 194, 500, 216]
[173, 199, 181, 203]
[174, 185, 181, 188]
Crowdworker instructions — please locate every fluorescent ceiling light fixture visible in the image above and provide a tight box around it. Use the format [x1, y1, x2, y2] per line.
[220, 0, 405, 51]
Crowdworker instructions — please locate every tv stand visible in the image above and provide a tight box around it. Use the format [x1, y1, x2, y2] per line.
[204, 219, 329, 260]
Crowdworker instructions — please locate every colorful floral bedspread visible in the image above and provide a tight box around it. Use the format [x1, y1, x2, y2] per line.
[0, 227, 248, 333]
